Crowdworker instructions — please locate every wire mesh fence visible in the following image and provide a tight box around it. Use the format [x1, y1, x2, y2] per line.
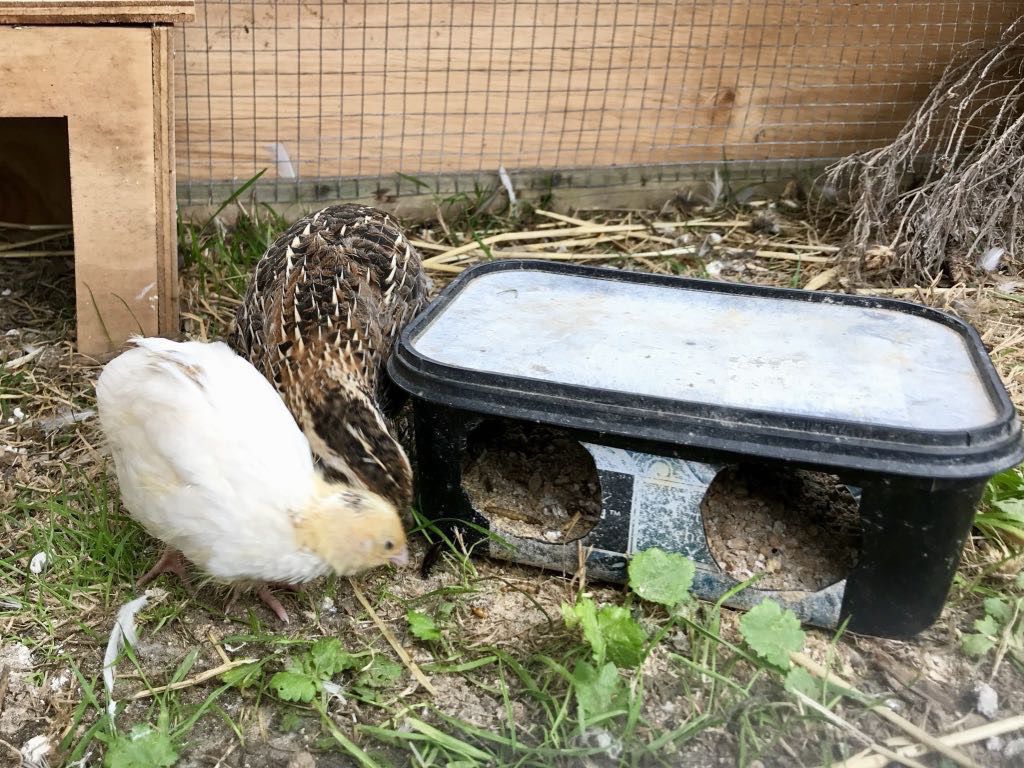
[174, 0, 1024, 207]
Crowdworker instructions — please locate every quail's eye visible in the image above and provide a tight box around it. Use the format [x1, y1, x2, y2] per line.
[384, 540, 395, 551]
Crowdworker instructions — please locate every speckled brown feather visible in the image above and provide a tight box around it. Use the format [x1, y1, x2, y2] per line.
[231, 204, 428, 508]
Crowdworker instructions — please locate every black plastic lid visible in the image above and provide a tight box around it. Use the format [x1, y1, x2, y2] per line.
[389, 260, 1023, 479]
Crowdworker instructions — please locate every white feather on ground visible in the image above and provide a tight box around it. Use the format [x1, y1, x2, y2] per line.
[103, 592, 151, 719]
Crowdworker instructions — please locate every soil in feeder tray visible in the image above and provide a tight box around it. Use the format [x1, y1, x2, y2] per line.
[701, 465, 861, 592]
[461, 423, 603, 543]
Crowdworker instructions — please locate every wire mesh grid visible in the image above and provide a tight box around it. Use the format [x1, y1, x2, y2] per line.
[174, 1, 1023, 206]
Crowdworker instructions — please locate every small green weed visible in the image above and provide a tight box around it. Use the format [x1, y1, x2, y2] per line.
[976, 463, 1024, 549]
[961, 571, 1024, 671]
[739, 600, 807, 670]
[407, 609, 442, 641]
[101, 714, 179, 768]
[266, 638, 368, 703]
[627, 546, 696, 608]
[252, 638, 403, 705]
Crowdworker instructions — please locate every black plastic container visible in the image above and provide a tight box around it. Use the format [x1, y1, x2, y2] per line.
[389, 260, 1023, 637]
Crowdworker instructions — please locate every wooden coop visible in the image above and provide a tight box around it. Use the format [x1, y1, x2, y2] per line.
[0, 0, 194, 357]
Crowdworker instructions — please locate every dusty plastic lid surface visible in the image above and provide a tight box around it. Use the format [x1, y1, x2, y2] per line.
[390, 261, 1023, 478]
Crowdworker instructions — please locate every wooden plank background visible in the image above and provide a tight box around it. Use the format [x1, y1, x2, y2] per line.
[174, 0, 1024, 202]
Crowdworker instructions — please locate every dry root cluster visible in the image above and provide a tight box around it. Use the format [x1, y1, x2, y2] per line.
[823, 18, 1024, 285]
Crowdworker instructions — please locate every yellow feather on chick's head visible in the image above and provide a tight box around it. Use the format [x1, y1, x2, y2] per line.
[294, 477, 409, 575]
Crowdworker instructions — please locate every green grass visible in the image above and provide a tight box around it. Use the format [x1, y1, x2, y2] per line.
[61, 647, 239, 768]
[175, 172, 287, 316]
[3, 476, 150, 652]
[976, 463, 1024, 551]
[132, 549, 827, 767]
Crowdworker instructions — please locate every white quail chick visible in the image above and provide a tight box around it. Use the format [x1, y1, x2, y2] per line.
[96, 336, 409, 622]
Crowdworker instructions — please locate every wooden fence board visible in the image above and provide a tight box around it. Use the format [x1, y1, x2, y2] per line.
[173, 0, 1024, 198]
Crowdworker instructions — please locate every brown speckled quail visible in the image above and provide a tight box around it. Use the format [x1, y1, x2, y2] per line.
[231, 204, 429, 509]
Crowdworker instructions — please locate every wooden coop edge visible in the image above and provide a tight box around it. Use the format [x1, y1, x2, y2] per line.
[152, 25, 179, 338]
[0, 0, 194, 24]
[177, 159, 833, 225]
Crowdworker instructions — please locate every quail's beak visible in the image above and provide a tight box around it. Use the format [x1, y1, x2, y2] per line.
[389, 546, 410, 567]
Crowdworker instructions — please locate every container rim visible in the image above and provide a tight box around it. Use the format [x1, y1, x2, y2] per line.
[390, 260, 1024, 479]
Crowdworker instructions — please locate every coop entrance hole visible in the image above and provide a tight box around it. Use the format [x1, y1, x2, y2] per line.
[461, 421, 602, 543]
[0, 118, 74, 316]
[700, 464, 861, 591]
[0, 118, 72, 228]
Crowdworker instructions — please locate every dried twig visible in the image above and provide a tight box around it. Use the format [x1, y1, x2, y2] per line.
[208, 631, 231, 665]
[0, 250, 76, 259]
[0, 664, 9, 718]
[721, 247, 832, 263]
[804, 266, 840, 290]
[348, 577, 437, 697]
[834, 714, 1024, 768]
[792, 653, 982, 768]
[533, 208, 591, 226]
[421, 219, 754, 268]
[0, 221, 69, 230]
[0, 232, 72, 254]
[129, 658, 258, 700]
[790, 689, 930, 768]
[990, 598, 1021, 679]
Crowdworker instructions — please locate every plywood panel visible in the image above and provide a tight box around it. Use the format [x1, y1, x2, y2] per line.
[174, 0, 1024, 195]
[0, 0, 193, 23]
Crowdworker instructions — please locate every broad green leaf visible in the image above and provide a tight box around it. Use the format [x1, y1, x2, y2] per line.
[1016, 572, 1024, 590]
[407, 610, 442, 642]
[962, 633, 996, 657]
[104, 725, 178, 768]
[597, 605, 648, 669]
[270, 670, 317, 702]
[628, 548, 695, 607]
[561, 601, 581, 629]
[983, 597, 1012, 624]
[564, 597, 647, 668]
[992, 499, 1024, 517]
[310, 638, 363, 677]
[573, 597, 607, 666]
[739, 600, 806, 669]
[974, 615, 1000, 636]
[783, 666, 819, 699]
[357, 655, 403, 689]
[220, 662, 262, 689]
[572, 660, 622, 720]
